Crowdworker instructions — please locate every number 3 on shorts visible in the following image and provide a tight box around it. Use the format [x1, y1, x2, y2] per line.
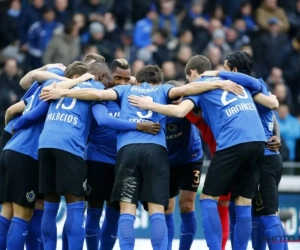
[136, 96, 153, 119]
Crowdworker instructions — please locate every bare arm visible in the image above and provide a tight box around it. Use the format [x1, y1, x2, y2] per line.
[31, 71, 67, 83]
[40, 88, 118, 102]
[253, 93, 279, 110]
[5, 101, 26, 125]
[267, 115, 281, 152]
[19, 63, 65, 89]
[128, 97, 195, 118]
[168, 80, 243, 99]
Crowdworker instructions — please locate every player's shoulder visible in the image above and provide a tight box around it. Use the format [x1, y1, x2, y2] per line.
[201, 76, 223, 82]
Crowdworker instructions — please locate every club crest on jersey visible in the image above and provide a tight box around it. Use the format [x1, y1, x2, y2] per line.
[26, 191, 36, 202]
[167, 124, 177, 132]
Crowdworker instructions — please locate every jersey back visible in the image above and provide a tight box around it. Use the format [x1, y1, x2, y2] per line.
[4, 80, 55, 159]
[85, 101, 120, 164]
[4, 81, 40, 133]
[252, 79, 278, 155]
[166, 116, 203, 166]
[113, 82, 173, 151]
[39, 79, 105, 158]
[186, 77, 267, 151]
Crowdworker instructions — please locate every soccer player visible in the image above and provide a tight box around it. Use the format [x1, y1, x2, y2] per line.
[23, 61, 159, 250]
[127, 56, 269, 250]
[164, 80, 203, 250]
[39, 64, 244, 250]
[83, 53, 106, 65]
[84, 59, 136, 250]
[0, 67, 65, 250]
[201, 51, 286, 250]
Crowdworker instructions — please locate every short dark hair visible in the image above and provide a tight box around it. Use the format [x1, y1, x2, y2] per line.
[88, 60, 109, 75]
[185, 55, 212, 75]
[83, 53, 106, 64]
[225, 51, 253, 75]
[136, 65, 163, 84]
[110, 59, 130, 73]
[64, 20, 76, 35]
[64, 61, 88, 78]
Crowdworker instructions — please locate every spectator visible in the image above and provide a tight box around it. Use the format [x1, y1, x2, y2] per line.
[0, 58, 23, 102]
[275, 103, 300, 161]
[18, 0, 45, 52]
[237, 1, 257, 31]
[152, 0, 179, 38]
[73, 13, 90, 47]
[78, 0, 107, 24]
[131, 59, 145, 76]
[80, 44, 99, 61]
[87, 22, 111, 62]
[273, 83, 293, 108]
[275, 32, 300, 101]
[162, 61, 179, 81]
[150, 29, 171, 66]
[206, 29, 232, 61]
[256, 0, 290, 33]
[266, 67, 287, 91]
[287, 0, 300, 37]
[55, 0, 72, 24]
[210, 4, 232, 27]
[120, 30, 138, 64]
[103, 12, 122, 50]
[257, 17, 288, 77]
[177, 29, 197, 53]
[175, 45, 193, 78]
[43, 20, 80, 66]
[28, 7, 63, 69]
[0, 0, 21, 49]
[133, 5, 157, 48]
[206, 46, 222, 69]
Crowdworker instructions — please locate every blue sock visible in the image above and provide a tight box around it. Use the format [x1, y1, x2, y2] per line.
[276, 217, 288, 250]
[200, 199, 222, 250]
[165, 213, 174, 250]
[118, 213, 135, 250]
[261, 215, 285, 250]
[228, 201, 236, 248]
[26, 209, 44, 250]
[234, 205, 252, 250]
[0, 215, 10, 249]
[7, 217, 29, 250]
[64, 201, 85, 250]
[150, 213, 168, 250]
[62, 223, 68, 250]
[41, 202, 59, 250]
[85, 208, 102, 250]
[179, 212, 197, 250]
[99, 206, 119, 250]
[251, 216, 266, 250]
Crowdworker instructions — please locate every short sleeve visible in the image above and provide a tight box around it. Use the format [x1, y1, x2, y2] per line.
[183, 95, 201, 108]
[24, 97, 32, 106]
[113, 85, 127, 101]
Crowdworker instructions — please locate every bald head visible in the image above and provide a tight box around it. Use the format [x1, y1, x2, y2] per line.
[88, 61, 112, 88]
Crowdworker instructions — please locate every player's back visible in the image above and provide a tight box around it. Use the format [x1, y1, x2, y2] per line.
[193, 76, 267, 150]
[86, 101, 119, 163]
[253, 79, 277, 155]
[39, 79, 105, 158]
[4, 80, 55, 160]
[114, 82, 173, 151]
[166, 116, 202, 166]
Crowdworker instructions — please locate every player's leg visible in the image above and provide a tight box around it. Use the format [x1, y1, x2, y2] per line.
[109, 144, 141, 250]
[4, 150, 39, 250]
[165, 165, 181, 250]
[141, 144, 170, 250]
[56, 149, 87, 250]
[165, 198, 176, 250]
[85, 160, 105, 250]
[256, 154, 285, 250]
[39, 148, 61, 249]
[178, 161, 202, 250]
[218, 194, 230, 250]
[0, 150, 12, 249]
[234, 142, 265, 250]
[228, 193, 236, 248]
[26, 198, 44, 250]
[200, 145, 244, 250]
[98, 164, 120, 250]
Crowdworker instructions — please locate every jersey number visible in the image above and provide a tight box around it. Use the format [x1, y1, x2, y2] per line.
[136, 96, 153, 119]
[55, 97, 77, 110]
[23, 95, 35, 114]
[221, 87, 248, 106]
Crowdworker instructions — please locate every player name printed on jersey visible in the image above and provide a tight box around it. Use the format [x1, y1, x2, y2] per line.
[46, 111, 79, 125]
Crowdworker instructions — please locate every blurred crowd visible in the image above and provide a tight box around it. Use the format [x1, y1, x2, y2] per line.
[0, 0, 300, 162]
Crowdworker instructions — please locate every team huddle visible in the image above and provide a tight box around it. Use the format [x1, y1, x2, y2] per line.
[0, 51, 287, 250]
